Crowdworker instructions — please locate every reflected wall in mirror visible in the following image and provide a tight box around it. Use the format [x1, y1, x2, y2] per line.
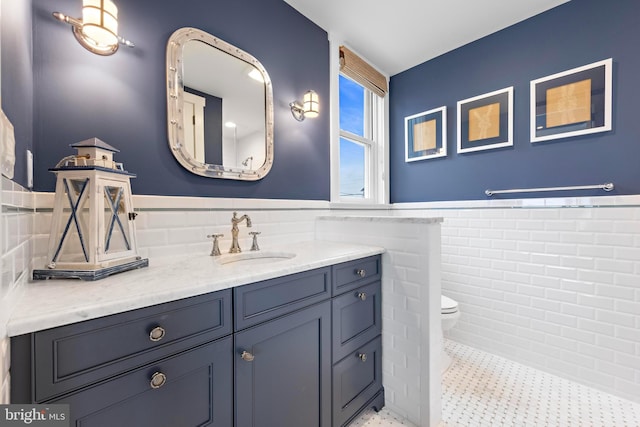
[166, 27, 274, 180]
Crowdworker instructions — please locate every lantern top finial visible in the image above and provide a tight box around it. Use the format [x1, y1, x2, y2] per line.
[71, 137, 120, 153]
[53, 137, 131, 172]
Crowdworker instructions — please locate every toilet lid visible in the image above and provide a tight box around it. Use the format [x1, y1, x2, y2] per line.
[441, 295, 458, 314]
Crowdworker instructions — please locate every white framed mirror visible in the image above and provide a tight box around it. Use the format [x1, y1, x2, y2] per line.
[166, 27, 274, 180]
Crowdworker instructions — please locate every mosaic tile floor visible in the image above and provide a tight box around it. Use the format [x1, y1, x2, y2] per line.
[349, 407, 416, 427]
[350, 339, 640, 427]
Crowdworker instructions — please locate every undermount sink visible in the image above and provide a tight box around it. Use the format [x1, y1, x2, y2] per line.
[216, 251, 296, 266]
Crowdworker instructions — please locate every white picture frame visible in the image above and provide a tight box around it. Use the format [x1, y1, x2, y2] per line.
[530, 58, 612, 143]
[457, 87, 513, 154]
[404, 106, 447, 162]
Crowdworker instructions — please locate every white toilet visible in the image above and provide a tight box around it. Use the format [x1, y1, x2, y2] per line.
[441, 294, 460, 372]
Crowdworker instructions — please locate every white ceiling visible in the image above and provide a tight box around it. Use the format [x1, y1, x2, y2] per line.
[284, 0, 569, 76]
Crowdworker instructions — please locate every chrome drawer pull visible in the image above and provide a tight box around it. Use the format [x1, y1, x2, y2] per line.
[355, 269, 366, 278]
[358, 353, 367, 362]
[241, 351, 255, 362]
[150, 372, 167, 389]
[149, 326, 166, 342]
[356, 292, 367, 301]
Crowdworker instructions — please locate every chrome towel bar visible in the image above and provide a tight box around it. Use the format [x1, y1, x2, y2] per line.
[485, 183, 614, 197]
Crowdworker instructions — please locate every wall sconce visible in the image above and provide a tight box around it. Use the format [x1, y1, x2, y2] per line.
[52, 0, 134, 56]
[290, 90, 319, 121]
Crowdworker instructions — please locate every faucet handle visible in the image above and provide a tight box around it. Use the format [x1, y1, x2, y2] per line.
[207, 233, 224, 256]
[249, 231, 261, 251]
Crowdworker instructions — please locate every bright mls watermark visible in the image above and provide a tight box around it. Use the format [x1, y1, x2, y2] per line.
[0, 405, 69, 427]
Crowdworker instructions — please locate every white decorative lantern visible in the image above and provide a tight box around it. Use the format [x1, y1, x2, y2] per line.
[33, 138, 148, 280]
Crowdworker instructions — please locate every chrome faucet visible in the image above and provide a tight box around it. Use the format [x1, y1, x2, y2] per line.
[230, 212, 252, 253]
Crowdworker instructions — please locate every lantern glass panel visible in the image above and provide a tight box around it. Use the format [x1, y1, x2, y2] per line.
[103, 185, 132, 254]
[55, 178, 92, 264]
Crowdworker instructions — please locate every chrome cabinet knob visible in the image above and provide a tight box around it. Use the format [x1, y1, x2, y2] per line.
[149, 326, 166, 342]
[356, 292, 367, 301]
[355, 269, 366, 278]
[241, 350, 255, 362]
[150, 371, 167, 389]
[358, 353, 367, 362]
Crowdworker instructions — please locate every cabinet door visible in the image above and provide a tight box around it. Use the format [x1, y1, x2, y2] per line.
[48, 337, 232, 427]
[235, 301, 331, 427]
[332, 281, 381, 361]
[333, 337, 383, 427]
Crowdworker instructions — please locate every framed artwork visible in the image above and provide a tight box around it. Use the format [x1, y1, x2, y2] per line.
[530, 58, 612, 143]
[405, 106, 447, 162]
[457, 87, 513, 153]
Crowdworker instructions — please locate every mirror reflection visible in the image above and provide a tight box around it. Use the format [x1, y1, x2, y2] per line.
[167, 28, 274, 180]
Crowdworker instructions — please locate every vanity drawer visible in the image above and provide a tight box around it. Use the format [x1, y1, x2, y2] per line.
[48, 336, 233, 427]
[332, 336, 383, 427]
[32, 289, 232, 402]
[332, 255, 381, 296]
[234, 267, 331, 330]
[332, 281, 381, 361]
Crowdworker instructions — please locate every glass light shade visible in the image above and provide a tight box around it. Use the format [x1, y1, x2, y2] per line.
[302, 90, 319, 118]
[82, 0, 118, 46]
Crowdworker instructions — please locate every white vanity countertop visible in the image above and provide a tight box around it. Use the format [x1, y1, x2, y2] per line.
[7, 240, 385, 337]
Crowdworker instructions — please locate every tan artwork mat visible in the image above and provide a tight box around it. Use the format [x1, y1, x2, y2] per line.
[413, 119, 437, 151]
[468, 102, 500, 142]
[546, 78, 592, 128]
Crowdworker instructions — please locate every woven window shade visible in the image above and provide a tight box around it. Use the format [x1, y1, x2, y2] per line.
[339, 46, 387, 98]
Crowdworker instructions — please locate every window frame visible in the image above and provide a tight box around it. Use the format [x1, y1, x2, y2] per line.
[329, 36, 389, 206]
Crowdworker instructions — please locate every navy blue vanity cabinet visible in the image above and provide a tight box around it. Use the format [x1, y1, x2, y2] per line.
[331, 257, 384, 426]
[233, 267, 332, 427]
[11, 289, 233, 426]
[11, 255, 383, 427]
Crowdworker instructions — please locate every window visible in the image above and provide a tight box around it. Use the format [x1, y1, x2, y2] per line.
[336, 46, 387, 203]
[339, 75, 366, 198]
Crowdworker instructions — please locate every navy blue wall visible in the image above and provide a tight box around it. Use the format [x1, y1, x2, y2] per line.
[28, 0, 330, 199]
[1, 1, 34, 188]
[390, 0, 640, 202]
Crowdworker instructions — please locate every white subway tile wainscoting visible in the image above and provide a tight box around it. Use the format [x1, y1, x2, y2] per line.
[0, 177, 34, 404]
[394, 196, 640, 406]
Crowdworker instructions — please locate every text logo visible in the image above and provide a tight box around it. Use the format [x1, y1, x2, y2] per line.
[0, 405, 69, 427]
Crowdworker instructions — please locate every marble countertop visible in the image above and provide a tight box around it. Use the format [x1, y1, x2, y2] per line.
[7, 240, 385, 337]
